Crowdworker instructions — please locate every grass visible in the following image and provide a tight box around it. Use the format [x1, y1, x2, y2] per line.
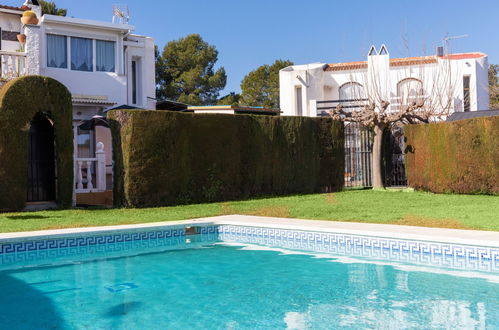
[0, 190, 498, 233]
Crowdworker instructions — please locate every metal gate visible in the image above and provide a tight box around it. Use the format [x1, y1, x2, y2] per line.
[344, 123, 373, 188]
[27, 113, 56, 202]
[343, 123, 407, 188]
[317, 99, 407, 188]
[383, 125, 408, 187]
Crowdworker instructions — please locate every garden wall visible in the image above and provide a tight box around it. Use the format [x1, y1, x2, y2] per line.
[108, 110, 344, 207]
[405, 116, 499, 194]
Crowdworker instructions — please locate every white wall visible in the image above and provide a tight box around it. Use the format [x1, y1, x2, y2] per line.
[280, 50, 490, 118]
[0, 11, 22, 52]
[21, 14, 156, 111]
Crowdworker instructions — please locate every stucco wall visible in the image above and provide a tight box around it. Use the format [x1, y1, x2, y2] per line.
[280, 51, 490, 117]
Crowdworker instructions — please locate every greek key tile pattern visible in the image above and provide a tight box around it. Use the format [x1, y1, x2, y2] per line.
[218, 225, 499, 273]
[0, 233, 219, 270]
[0, 225, 219, 255]
[1, 224, 498, 273]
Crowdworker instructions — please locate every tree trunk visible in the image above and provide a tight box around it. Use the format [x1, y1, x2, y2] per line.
[372, 124, 385, 189]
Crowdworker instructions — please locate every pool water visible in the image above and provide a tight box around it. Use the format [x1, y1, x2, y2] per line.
[1, 241, 498, 329]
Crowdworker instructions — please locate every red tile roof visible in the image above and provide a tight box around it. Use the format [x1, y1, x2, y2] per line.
[443, 52, 485, 60]
[0, 4, 24, 11]
[324, 53, 486, 72]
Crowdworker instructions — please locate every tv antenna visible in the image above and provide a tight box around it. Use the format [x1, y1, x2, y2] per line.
[443, 34, 468, 55]
[112, 4, 130, 24]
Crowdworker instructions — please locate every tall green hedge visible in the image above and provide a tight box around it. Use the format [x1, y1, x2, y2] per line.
[0, 76, 73, 211]
[108, 110, 344, 207]
[405, 116, 499, 194]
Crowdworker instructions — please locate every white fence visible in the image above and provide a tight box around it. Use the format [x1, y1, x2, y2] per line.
[75, 142, 107, 193]
[0, 51, 26, 80]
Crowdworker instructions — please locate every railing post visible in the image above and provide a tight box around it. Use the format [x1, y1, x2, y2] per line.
[77, 161, 84, 190]
[86, 161, 94, 190]
[96, 142, 106, 191]
[1, 55, 7, 78]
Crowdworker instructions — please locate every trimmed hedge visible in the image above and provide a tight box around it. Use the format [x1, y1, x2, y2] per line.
[405, 116, 499, 194]
[108, 110, 344, 207]
[0, 76, 73, 211]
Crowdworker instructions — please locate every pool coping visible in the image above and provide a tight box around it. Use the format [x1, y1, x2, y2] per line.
[1, 215, 498, 248]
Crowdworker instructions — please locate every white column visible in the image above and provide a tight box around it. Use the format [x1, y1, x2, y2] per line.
[96, 142, 106, 191]
[309, 99, 318, 117]
[24, 25, 41, 75]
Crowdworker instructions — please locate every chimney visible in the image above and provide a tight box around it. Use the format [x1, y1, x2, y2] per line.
[436, 46, 444, 57]
[23, 0, 42, 18]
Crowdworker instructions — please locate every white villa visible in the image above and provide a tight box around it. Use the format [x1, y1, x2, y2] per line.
[0, 1, 155, 206]
[279, 45, 489, 117]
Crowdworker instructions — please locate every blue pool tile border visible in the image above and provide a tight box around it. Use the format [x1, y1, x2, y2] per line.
[218, 225, 499, 273]
[0, 225, 218, 255]
[0, 223, 498, 273]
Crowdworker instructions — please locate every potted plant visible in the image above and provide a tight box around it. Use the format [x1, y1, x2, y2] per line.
[21, 10, 39, 25]
[16, 34, 26, 44]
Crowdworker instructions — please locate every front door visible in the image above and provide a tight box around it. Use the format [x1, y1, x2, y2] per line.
[27, 113, 56, 202]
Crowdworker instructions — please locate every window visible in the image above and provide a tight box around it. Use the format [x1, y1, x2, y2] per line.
[463, 76, 471, 112]
[296, 86, 303, 116]
[132, 60, 138, 104]
[339, 82, 365, 112]
[96, 40, 116, 72]
[397, 78, 423, 105]
[77, 127, 95, 158]
[71, 37, 93, 72]
[47, 34, 67, 68]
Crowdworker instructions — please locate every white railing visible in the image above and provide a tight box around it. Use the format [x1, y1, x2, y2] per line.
[0, 51, 27, 80]
[75, 142, 107, 193]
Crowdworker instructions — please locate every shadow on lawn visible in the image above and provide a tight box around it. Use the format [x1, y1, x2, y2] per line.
[5, 215, 60, 221]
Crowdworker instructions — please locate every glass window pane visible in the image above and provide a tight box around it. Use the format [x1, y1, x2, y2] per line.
[132, 60, 137, 104]
[96, 40, 116, 72]
[71, 37, 93, 72]
[77, 127, 95, 158]
[47, 34, 67, 68]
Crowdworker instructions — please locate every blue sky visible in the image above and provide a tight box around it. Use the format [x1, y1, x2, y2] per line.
[5, 0, 499, 95]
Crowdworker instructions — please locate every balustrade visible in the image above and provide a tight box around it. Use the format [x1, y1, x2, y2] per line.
[75, 142, 107, 193]
[0, 51, 27, 80]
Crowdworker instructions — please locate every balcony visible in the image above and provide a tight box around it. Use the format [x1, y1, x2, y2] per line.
[0, 51, 27, 80]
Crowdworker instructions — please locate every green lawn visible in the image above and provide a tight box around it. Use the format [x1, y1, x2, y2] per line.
[0, 190, 498, 233]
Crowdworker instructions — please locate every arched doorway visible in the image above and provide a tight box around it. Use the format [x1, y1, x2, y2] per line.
[27, 113, 56, 202]
[0, 76, 73, 211]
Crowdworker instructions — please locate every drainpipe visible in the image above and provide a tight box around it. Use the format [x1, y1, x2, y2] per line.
[123, 30, 131, 105]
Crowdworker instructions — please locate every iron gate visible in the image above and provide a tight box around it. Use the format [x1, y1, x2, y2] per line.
[317, 100, 408, 188]
[343, 123, 408, 188]
[27, 113, 56, 202]
[344, 123, 373, 188]
[383, 125, 408, 187]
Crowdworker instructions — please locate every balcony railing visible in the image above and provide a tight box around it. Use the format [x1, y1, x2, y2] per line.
[0, 51, 27, 80]
[316, 97, 429, 116]
[75, 142, 107, 193]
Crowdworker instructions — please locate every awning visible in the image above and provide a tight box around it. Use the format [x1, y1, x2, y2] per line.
[78, 115, 109, 130]
[72, 94, 117, 106]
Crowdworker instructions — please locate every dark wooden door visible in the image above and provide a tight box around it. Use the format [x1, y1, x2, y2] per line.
[27, 114, 56, 202]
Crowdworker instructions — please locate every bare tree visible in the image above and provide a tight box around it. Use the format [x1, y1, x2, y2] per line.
[329, 48, 461, 188]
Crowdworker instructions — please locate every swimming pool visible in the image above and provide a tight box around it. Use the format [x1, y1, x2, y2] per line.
[1, 217, 498, 329]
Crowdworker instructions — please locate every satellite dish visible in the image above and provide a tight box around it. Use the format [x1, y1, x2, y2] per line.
[112, 4, 130, 24]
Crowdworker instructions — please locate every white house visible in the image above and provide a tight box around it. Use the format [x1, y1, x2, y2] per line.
[0, 1, 156, 206]
[279, 45, 489, 118]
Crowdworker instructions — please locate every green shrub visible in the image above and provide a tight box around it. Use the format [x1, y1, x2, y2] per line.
[108, 110, 344, 207]
[405, 116, 499, 194]
[0, 76, 73, 211]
